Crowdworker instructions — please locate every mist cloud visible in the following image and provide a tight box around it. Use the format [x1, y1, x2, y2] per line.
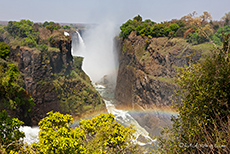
[72, 20, 119, 83]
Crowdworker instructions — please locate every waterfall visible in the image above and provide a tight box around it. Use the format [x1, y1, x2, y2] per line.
[72, 31, 86, 57]
[76, 31, 85, 51]
[20, 22, 156, 146]
[19, 126, 39, 144]
[94, 84, 156, 146]
[72, 22, 155, 145]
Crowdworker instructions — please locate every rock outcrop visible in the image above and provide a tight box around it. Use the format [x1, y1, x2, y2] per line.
[115, 32, 202, 109]
[8, 32, 105, 125]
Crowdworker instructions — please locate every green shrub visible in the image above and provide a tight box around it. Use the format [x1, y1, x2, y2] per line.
[45, 22, 61, 33]
[22, 37, 37, 48]
[0, 111, 24, 153]
[73, 56, 84, 69]
[157, 34, 230, 153]
[63, 25, 71, 29]
[212, 25, 230, 45]
[33, 112, 139, 154]
[37, 44, 48, 52]
[0, 63, 34, 122]
[0, 42, 10, 59]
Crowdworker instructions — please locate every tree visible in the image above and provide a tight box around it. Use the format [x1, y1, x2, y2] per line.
[63, 25, 71, 29]
[79, 113, 138, 153]
[45, 23, 61, 33]
[133, 15, 142, 22]
[120, 19, 136, 39]
[0, 111, 24, 153]
[200, 11, 212, 24]
[0, 42, 10, 59]
[221, 12, 230, 26]
[0, 62, 34, 124]
[33, 112, 140, 154]
[157, 34, 230, 153]
[169, 23, 179, 32]
[212, 25, 230, 45]
[33, 111, 86, 154]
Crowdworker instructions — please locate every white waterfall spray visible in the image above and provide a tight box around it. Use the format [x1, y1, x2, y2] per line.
[94, 84, 156, 146]
[72, 21, 119, 83]
[19, 126, 39, 144]
[20, 22, 156, 146]
[72, 31, 86, 57]
[72, 21, 156, 146]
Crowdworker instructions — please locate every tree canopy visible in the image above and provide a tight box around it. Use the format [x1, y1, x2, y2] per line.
[119, 12, 230, 46]
[32, 112, 140, 154]
[156, 34, 230, 153]
[0, 111, 24, 153]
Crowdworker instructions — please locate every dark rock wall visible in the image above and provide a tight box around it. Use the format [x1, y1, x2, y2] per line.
[9, 37, 73, 124]
[115, 33, 201, 109]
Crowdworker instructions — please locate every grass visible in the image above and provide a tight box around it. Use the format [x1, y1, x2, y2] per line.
[149, 75, 175, 84]
[159, 38, 190, 56]
[48, 46, 60, 52]
[157, 76, 175, 84]
[190, 42, 217, 56]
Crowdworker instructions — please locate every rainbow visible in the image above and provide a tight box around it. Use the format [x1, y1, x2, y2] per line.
[126, 108, 178, 117]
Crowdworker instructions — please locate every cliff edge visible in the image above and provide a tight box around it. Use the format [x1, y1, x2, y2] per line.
[115, 32, 205, 109]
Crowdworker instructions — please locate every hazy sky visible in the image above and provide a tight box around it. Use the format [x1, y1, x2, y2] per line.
[0, 0, 230, 24]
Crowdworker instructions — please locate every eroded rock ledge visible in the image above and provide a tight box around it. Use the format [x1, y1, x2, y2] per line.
[115, 32, 201, 109]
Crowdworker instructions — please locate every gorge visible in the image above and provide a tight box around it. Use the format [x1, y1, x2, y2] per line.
[2, 13, 229, 153]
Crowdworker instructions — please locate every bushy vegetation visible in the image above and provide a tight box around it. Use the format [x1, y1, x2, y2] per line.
[0, 111, 141, 154]
[6, 20, 39, 48]
[63, 25, 71, 29]
[0, 42, 10, 59]
[155, 34, 230, 153]
[120, 11, 230, 46]
[52, 73, 104, 117]
[0, 111, 24, 153]
[120, 15, 186, 39]
[0, 43, 34, 123]
[43, 21, 61, 33]
[2, 19, 68, 51]
[212, 25, 230, 45]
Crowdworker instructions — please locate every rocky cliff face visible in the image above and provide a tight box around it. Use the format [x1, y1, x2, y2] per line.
[115, 32, 202, 109]
[9, 33, 105, 125]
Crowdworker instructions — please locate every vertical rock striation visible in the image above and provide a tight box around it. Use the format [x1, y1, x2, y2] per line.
[115, 32, 201, 109]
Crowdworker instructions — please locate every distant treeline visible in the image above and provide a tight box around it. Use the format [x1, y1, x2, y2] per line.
[120, 11, 230, 45]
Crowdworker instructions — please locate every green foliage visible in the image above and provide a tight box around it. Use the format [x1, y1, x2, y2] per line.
[63, 25, 71, 29]
[0, 26, 5, 34]
[176, 20, 186, 27]
[73, 56, 84, 69]
[6, 20, 38, 39]
[119, 14, 220, 45]
[0, 111, 24, 153]
[169, 23, 179, 32]
[45, 22, 61, 33]
[157, 35, 230, 153]
[212, 25, 230, 45]
[187, 31, 209, 44]
[79, 113, 138, 153]
[37, 44, 48, 52]
[42, 21, 51, 27]
[33, 112, 138, 154]
[133, 14, 142, 22]
[51, 71, 104, 116]
[120, 16, 181, 39]
[5, 19, 39, 49]
[0, 42, 10, 59]
[22, 37, 37, 48]
[0, 62, 34, 121]
[120, 19, 136, 39]
[33, 111, 86, 154]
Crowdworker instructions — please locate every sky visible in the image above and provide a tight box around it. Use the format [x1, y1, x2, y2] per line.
[0, 0, 230, 25]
